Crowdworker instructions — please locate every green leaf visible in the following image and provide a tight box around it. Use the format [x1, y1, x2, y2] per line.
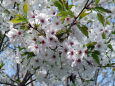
[108, 44, 113, 51]
[93, 7, 112, 13]
[23, 2, 29, 15]
[95, 0, 100, 4]
[60, 16, 68, 22]
[56, 29, 67, 38]
[57, 11, 68, 16]
[79, 10, 91, 19]
[112, 31, 115, 35]
[65, 1, 68, 10]
[86, 42, 97, 47]
[57, 10, 74, 22]
[97, 13, 105, 26]
[56, 28, 71, 42]
[0, 63, 4, 69]
[92, 50, 100, 65]
[68, 5, 74, 10]
[102, 32, 106, 39]
[77, 24, 89, 37]
[106, 39, 111, 44]
[106, 19, 110, 25]
[10, 15, 27, 24]
[86, 42, 97, 51]
[57, 10, 74, 17]
[17, 46, 26, 51]
[11, 18, 25, 24]
[15, 14, 23, 17]
[54, 1, 64, 11]
[20, 23, 29, 30]
[22, 52, 36, 59]
[93, 50, 100, 55]
[112, 68, 115, 71]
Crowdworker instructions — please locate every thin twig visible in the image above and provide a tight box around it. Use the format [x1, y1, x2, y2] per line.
[0, 81, 16, 86]
[70, 0, 90, 27]
[16, 63, 20, 81]
[21, 71, 33, 85]
[0, 32, 6, 52]
[94, 69, 99, 85]
[25, 73, 34, 83]
[21, 71, 30, 84]
[98, 65, 115, 68]
[25, 79, 36, 86]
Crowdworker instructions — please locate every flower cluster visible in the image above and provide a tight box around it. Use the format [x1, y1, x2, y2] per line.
[1, 0, 115, 85]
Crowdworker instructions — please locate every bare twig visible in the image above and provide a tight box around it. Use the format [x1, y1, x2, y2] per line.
[98, 65, 115, 68]
[0, 32, 6, 52]
[16, 63, 20, 81]
[25, 73, 34, 83]
[0, 81, 16, 86]
[94, 69, 99, 85]
[21, 71, 30, 84]
[21, 71, 33, 85]
[70, 0, 90, 27]
[25, 78, 36, 86]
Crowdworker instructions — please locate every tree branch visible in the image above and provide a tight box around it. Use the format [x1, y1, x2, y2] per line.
[21, 71, 30, 84]
[94, 69, 99, 85]
[25, 79, 36, 86]
[0, 32, 6, 52]
[0, 81, 16, 86]
[16, 63, 20, 81]
[20, 71, 33, 85]
[70, 0, 90, 27]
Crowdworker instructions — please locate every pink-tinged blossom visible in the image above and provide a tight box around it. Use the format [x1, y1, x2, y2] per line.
[64, 17, 73, 25]
[67, 49, 77, 61]
[52, 18, 63, 29]
[38, 13, 48, 26]
[95, 41, 107, 52]
[6, 28, 22, 42]
[28, 43, 39, 54]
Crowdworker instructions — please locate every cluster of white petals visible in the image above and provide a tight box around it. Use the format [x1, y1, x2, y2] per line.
[0, 0, 115, 86]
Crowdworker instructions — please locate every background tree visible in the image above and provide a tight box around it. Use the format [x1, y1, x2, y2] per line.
[0, 0, 115, 86]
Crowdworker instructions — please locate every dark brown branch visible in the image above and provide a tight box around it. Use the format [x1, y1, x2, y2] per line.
[16, 63, 20, 81]
[94, 69, 99, 85]
[0, 4, 11, 14]
[0, 81, 16, 86]
[66, 77, 69, 86]
[21, 71, 30, 84]
[0, 30, 9, 52]
[77, 71, 84, 82]
[20, 71, 33, 85]
[70, 0, 90, 27]
[25, 73, 34, 83]
[28, 23, 46, 37]
[4, 73, 16, 83]
[98, 65, 115, 68]
[30, 77, 34, 86]
[25, 79, 36, 86]
[0, 32, 6, 52]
